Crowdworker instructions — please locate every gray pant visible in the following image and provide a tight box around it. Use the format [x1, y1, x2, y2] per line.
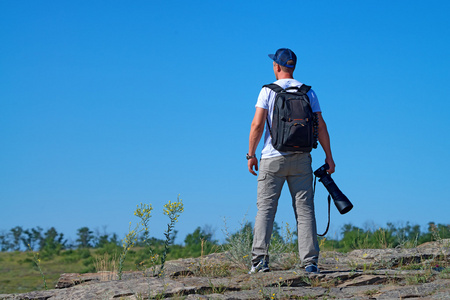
[251, 152, 319, 266]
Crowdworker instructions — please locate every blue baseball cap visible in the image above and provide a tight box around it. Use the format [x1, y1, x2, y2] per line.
[268, 48, 297, 68]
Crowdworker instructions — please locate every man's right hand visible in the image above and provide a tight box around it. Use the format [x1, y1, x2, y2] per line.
[248, 108, 266, 176]
[248, 157, 258, 176]
[325, 157, 336, 174]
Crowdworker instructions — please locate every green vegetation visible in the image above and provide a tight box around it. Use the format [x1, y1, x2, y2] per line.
[1, 216, 449, 294]
[0, 248, 107, 293]
[319, 222, 450, 252]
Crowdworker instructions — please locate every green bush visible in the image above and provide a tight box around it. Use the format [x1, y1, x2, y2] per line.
[76, 248, 91, 259]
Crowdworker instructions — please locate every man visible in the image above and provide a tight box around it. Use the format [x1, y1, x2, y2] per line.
[247, 48, 335, 274]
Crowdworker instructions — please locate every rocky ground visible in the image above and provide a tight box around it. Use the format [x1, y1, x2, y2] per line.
[1, 240, 450, 299]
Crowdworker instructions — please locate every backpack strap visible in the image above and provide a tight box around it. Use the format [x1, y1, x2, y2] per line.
[262, 83, 285, 93]
[263, 83, 312, 94]
[261, 84, 283, 139]
[299, 84, 312, 94]
[299, 85, 312, 105]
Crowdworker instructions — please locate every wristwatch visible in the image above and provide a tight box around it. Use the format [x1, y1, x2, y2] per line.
[246, 153, 257, 160]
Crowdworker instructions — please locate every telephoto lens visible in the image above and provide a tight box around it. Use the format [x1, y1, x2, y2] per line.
[314, 164, 353, 214]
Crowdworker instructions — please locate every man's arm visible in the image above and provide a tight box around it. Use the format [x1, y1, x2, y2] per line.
[248, 107, 267, 176]
[316, 112, 336, 174]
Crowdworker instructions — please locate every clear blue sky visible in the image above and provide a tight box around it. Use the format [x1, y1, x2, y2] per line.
[1, 1, 449, 245]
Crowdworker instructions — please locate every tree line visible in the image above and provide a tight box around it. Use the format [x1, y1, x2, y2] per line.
[0, 226, 119, 253]
[1, 221, 449, 256]
[0, 225, 219, 259]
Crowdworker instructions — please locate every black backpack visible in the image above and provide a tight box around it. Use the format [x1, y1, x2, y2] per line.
[264, 83, 318, 152]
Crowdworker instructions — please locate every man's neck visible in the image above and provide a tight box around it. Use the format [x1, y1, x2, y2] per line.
[275, 72, 294, 80]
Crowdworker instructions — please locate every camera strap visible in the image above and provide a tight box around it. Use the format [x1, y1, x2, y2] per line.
[313, 176, 331, 237]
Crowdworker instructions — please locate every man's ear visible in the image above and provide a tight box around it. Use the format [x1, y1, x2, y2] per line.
[273, 62, 281, 72]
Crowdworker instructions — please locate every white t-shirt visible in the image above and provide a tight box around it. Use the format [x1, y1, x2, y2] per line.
[255, 78, 321, 159]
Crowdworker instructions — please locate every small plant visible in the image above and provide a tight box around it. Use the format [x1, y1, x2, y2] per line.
[222, 215, 253, 270]
[255, 282, 277, 299]
[363, 289, 379, 297]
[320, 277, 341, 289]
[247, 273, 287, 299]
[28, 245, 47, 290]
[300, 275, 321, 287]
[118, 202, 153, 280]
[348, 260, 358, 272]
[135, 203, 160, 277]
[374, 227, 392, 249]
[207, 278, 227, 294]
[363, 262, 374, 272]
[117, 222, 139, 280]
[405, 272, 433, 285]
[94, 252, 117, 281]
[399, 263, 423, 271]
[430, 223, 442, 243]
[159, 195, 184, 277]
[137, 252, 160, 277]
[194, 241, 231, 277]
[438, 267, 450, 279]
[397, 232, 419, 249]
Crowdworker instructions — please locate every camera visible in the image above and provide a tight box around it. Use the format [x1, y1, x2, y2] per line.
[314, 163, 353, 214]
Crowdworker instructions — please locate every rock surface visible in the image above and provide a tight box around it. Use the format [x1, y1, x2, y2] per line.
[1, 240, 449, 299]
